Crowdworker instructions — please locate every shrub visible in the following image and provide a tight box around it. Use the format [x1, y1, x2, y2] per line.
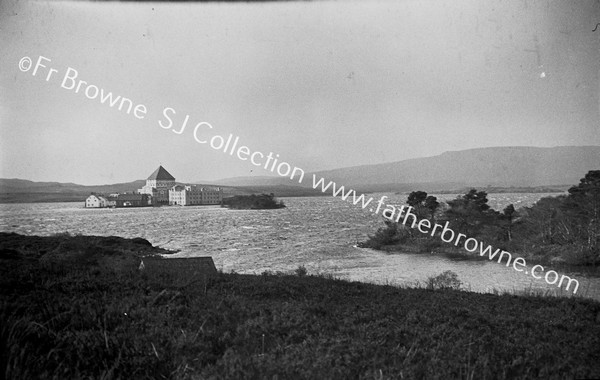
[295, 265, 308, 277]
[425, 270, 462, 290]
[358, 221, 409, 250]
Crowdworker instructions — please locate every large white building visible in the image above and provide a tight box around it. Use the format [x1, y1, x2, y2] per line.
[138, 166, 223, 206]
[169, 184, 223, 206]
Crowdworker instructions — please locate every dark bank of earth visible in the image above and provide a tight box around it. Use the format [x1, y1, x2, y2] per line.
[0, 231, 174, 262]
[1, 233, 599, 379]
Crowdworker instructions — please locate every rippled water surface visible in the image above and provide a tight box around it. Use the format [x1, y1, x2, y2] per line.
[2, 192, 599, 300]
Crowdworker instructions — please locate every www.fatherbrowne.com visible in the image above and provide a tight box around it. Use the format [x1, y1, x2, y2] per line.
[310, 175, 581, 295]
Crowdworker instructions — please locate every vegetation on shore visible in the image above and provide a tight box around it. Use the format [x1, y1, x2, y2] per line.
[1, 232, 600, 379]
[360, 170, 600, 267]
[221, 193, 286, 210]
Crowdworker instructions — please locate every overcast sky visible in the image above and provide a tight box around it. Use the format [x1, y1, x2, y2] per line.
[0, 0, 598, 185]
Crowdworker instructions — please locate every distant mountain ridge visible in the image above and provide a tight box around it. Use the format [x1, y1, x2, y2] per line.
[0, 179, 148, 203]
[317, 145, 600, 187]
[213, 146, 600, 189]
[0, 179, 147, 194]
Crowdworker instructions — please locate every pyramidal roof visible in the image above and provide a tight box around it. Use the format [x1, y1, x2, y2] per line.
[147, 166, 175, 181]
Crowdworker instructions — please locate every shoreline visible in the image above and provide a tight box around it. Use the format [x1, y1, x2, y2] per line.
[360, 243, 600, 277]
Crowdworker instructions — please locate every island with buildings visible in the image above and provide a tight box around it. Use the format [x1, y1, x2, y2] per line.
[84, 166, 223, 208]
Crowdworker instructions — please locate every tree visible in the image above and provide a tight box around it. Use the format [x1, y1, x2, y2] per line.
[462, 189, 491, 212]
[407, 191, 428, 207]
[520, 196, 565, 245]
[515, 172, 600, 265]
[563, 170, 600, 263]
[501, 204, 516, 241]
[406, 191, 439, 222]
[442, 189, 498, 237]
[424, 196, 440, 222]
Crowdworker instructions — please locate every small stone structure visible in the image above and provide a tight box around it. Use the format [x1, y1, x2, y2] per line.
[139, 256, 218, 286]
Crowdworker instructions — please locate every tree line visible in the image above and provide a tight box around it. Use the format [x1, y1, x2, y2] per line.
[360, 170, 600, 266]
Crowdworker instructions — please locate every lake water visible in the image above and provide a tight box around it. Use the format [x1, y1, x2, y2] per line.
[2, 192, 599, 301]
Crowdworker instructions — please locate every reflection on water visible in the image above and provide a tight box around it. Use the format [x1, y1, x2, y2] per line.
[1, 193, 598, 300]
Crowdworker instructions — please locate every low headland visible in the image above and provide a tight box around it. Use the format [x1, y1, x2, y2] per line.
[1, 232, 599, 379]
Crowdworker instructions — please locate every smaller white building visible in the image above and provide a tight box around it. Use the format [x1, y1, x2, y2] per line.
[85, 194, 112, 208]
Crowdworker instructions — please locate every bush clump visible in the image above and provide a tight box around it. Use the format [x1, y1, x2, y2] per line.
[425, 270, 462, 290]
[358, 221, 409, 250]
[295, 265, 308, 277]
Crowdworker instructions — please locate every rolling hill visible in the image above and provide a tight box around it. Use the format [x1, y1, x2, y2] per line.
[213, 146, 600, 191]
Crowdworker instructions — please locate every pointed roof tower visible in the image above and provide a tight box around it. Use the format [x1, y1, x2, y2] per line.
[147, 166, 175, 181]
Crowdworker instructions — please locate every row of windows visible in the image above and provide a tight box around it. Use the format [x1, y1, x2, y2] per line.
[170, 200, 221, 205]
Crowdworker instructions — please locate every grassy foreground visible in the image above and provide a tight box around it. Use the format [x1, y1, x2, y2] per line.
[1, 233, 600, 379]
